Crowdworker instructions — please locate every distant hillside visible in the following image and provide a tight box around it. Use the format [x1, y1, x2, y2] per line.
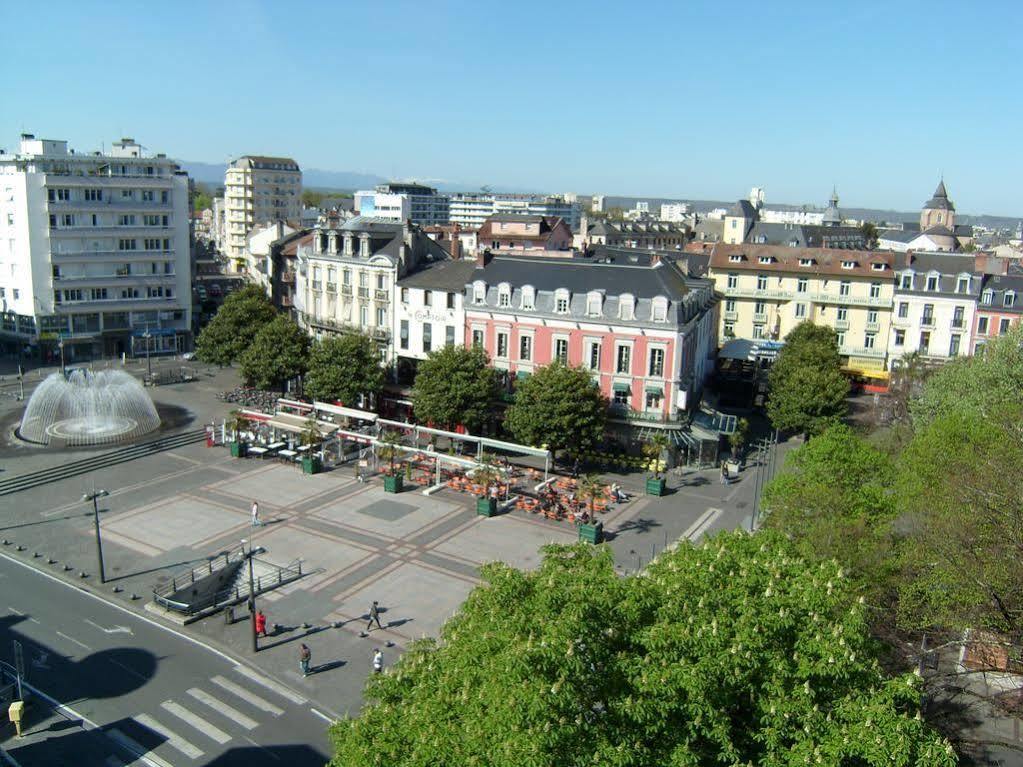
[179, 160, 386, 193]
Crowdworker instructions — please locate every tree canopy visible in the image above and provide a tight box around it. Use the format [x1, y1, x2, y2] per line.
[238, 315, 310, 390]
[767, 322, 848, 437]
[504, 362, 607, 454]
[304, 333, 385, 407]
[329, 533, 953, 767]
[194, 285, 278, 366]
[412, 345, 499, 432]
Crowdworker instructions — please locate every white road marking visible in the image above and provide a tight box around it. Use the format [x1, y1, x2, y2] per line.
[55, 630, 91, 651]
[8, 607, 39, 623]
[211, 676, 283, 716]
[187, 688, 258, 730]
[233, 665, 307, 705]
[161, 700, 231, 744]
[84, 618, 133, 635]
[130, 716, 202, 762]
[684, 507, 723, 541]
[310, 708, 334, 724]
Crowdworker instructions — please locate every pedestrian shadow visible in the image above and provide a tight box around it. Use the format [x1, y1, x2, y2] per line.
[312, 659, 346, 674]
[385, 618, 413, 630]
[608, 517, 662, 539]
[260, 624, 330, 651]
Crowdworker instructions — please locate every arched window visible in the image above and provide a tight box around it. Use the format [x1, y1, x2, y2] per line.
[472, 281, 487, 305]
[554, 289, 571, 314]
[586, 291, 602, 317]
[520, 285, 535, 310]
[497, 282, 511, 308]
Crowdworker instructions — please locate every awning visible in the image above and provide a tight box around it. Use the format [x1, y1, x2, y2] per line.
[515, 370, 531, 380]
[265, 412, 339, 436]
[843, 366, 890, 380]
[313, 401, 378, 422]
[644, 385, 663, 395]
[612, 382, 630, 393]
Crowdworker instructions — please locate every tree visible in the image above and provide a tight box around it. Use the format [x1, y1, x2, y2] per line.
[576, 473, 604, 519]
[910, 323, 1023, 428]
[195, 285, 277, 366]
[860, 221, 880, 249]
[412, 345, 499, 432]
[728, 417, 749, 459]
[238, 316, 310, 390]
[377, 430, 404, 475]
[642, 432, 669, 478]
[504, 362, 607, 455]
[304, 334, 385, 407]
[329, 532, 954, 767]
[193, 191, 213, 212]
[762, 425, 897, 588]
[301, 189, 326, 208]
[896, 404, 1023, 638]
[766, 322, 848, 438]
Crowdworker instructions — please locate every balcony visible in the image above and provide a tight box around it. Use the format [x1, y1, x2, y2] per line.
[326, 282, 337, 292]
[299, 311, 390, 340]
[608, 403, 684, 426]
[840, 345, 885, 359]
[865, 321, 880, 332]
[340, 284, 352, 296]
[891, 315, 911, 328]
[311, 280, 322, 291]
[374, 289, 389, 301]
[808, 292, 888, 308]
[835, 319, 850, 331]
[357, 287, 370, 299]
[281, 271, 295, 283]
[724, 286, 794, 301]
[723, 310, 738, 321]
[920, 315, 935, 329]
[752, 313, 767, 324]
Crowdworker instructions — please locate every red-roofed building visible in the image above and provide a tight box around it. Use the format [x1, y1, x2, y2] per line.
[477, 214, 573, 257]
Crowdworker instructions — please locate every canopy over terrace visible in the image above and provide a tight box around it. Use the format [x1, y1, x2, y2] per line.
[265, 412, 339, 437]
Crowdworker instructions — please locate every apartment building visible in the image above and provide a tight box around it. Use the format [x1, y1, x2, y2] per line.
[578, 217, 691, 251]
[449, 193, 581, 230]
[354, 183, 449, 226]
[973, 272, 1023, 352]
[0, 134, 191, 361]
[477, 215, 573, 256]
[709, 244, 895, 375]
[294, 215, 448, 358]
[223, 155, 301, 270]
[464, 252, 718, 429]
[889, 252, 980, 365]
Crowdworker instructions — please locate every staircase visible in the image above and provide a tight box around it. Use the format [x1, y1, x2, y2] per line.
[0, 428, 207, 496]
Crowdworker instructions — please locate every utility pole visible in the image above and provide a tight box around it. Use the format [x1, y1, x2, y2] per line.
[143, 330, 153, 381]
[243, 538, 258, 653]
[82, 489, 109, 583]
[58, 334, 66, 376]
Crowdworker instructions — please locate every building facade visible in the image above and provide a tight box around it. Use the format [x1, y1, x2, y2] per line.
[463, 253, 718, 426]
[888, 252, 980, 365]
[223, 155, 301, 269]
[973, 273, 1023, 352]
[578, 217, 691, 251]
[449, 193, 581, 230]
[709, 244, 895, 375]
[477, 215, 573, 256]
[355, 183, 449, 226]
[0, 134, 192, 361]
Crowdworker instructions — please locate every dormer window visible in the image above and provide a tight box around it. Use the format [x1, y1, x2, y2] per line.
[871, 262, 886, 271]
[472, 281, 486, 304]
[728, 255, 743, 263]
[651, 296, 668, 322]
[899, 273, 914, 290]
[956, 275, 971, 294]
[758, 256, 773, 264]
[840, 260, 856, 269]
[554, 289, 570, 314]
[756, 235, 768, 244]
[520, 285, 535, 310]
[619, 293, 635, 320]
[799, 258, 813, 267]
[498, 282, 511, 308]
[1005, 291, 1016, 308]
[926, 274, 939, 291]
[982, 289, 993, 305]
[586, 291, 602, 317]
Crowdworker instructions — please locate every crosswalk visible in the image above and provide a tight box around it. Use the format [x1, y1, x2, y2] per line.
[106, 665, 310, 765]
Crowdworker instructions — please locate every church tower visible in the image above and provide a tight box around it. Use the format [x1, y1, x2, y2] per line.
[921, 180, 955, 231]
[821, 188, 841, 227]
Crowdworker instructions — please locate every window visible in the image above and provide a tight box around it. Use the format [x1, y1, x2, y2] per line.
[121, 189, 133, 199]
[869, 282, 881, 299]
[648, 348, 665, 377]
[619, 294, 634, 320]
[1001, 318, 1011, 335]
[645, 390, 662, 410]
[377, 274, 386, 290]
[651, 297, 667, 322]
[84, 189, 102, 201]
[118, 238, 137, 251]
[587, 341, 601, 370]
[400, 288, 409, 303]
[446, 292, 455, 310]
[725, 299, 736, 312]
[753, 325, 765, 339]
[360, 306, 368, 326]
[840, 260, 856, 269]
[142, 214, 160, 226]
[981, 289, 993, 305]
[473, 282, 486, 304]
[11, 289, 18, 300]
[423, 323, 432, 352]
[922, 304, 934, 325]
[424, 290, 433, 307]
[897, 301, 908, 318]
[758, 256, 773, 264]
[756, 275, 768, 291]
[142, 190, 155, 202]
[956, 276, 970, 293]
[797, 278, 808, 293]
[949, 334, 961, 356]
[586, 292, 601, 317]
[723, 322, 735, 337]
[871, 262, 886, 271]
[728, 255, 743, 263]
[795, 303, 807, 318]
[498, 287, 509, 307]
[755, 301, 766, 317]
[472, 329, 484, 347]
[495, 331, 508, 358]
[864, 333, 875, 349]
[445, 325, 455, 346]
[727, 273, 738, 289]
[977, 316, 989, 335]
[519, 335, 532, 360]
[359, 272, 368, 288]
[376, 307, 387, 326]
[836, 331, 845, 347]
[399, 320, 409, 349]
[616, 345, 631, 373]
[343, 269, 351, 286]
[613, 386, 629, 406]
[952, 306, 964, 328]
[837, 307, 848, 322]
[900, 273, 913, 290]
[118, 214, 137, 226]
[867, 309, 878, 324]
[520, 286, 534, 310]
[555, 290, 570, 313]
[1005, 291, 1016, 308]
[839, 280, 850, 296]
[894, 329, 905, 346]
[554, 338, 568, 363]
[799, 258, 813, 267]
[919, 331, 930, 353]
[926, 275, 939, 291]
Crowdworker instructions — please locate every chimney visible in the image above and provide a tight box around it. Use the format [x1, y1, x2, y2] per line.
[450, 233, 461, 260]
[476, 249, 492, 268]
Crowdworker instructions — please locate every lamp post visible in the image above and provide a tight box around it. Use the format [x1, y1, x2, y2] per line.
[82, 489, 109, 583]
[142, 330, 153, 381]
[57, 334, 66, 377]
[242, 538, 258, 653]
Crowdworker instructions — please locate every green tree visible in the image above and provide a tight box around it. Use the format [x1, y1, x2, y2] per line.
[193, 191, 213, 212]
[860, 221, 880, 248]
[301, 189, 326, 208]
[304, 333, 385, 407]
[412, 345, 500, 432]
[194, 285, 277, 366]
[896, 404, 1023, 637]
[329, 532, 953, 767]
[728, 417, 749, 459]
[238, 315, 310, 390]
[762, 425, 897, 587]
[767, 322, 848, 438]
[504, 362, 607, 454]
[910, 323, 1023, 428]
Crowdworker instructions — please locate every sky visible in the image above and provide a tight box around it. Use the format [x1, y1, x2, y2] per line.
[4, 0, 1022, 216]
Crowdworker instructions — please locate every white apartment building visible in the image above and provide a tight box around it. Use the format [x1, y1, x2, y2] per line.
[759, 209, 825, 226]
[0, 134, 192, 362]
[659, 202, 690, 222]
[449, 194, 581, 230]
[223, 155, 301, 271]
[354, 183, 449, 226]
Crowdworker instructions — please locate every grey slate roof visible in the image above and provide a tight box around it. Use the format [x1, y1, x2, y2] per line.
[895, 252, 981, 297]
[341, 216, 403, 234]
[923, 180, 954, 211]
[727, 199, 759, 218]
[979, 273, 1023, 313]
[878, 228, 919, 244]
[397, 259, 477, 291]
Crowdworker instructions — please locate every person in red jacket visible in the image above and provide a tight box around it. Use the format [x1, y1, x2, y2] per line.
[254, 609, 267, 638]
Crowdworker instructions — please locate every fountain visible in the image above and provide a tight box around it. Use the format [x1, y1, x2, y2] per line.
[19, 369, 161, 447]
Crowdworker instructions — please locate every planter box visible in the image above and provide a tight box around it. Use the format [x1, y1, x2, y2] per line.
[578, 522, 604, 544]
[476, 497, 498, 517]
[645, 477, 667, 496]
[302, 455, 322, 475]
[726, 460, 741, 475]
[383, 474, 404, 493]
[229, 441, 248, 458]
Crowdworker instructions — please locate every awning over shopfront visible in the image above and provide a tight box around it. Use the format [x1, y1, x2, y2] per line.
[265, 412, 339, 435]
[612, 382, 630, 393]
[313, 401, 378, 422]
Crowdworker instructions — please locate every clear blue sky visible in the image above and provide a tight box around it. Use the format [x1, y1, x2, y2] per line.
[4, 0, 1021, 216]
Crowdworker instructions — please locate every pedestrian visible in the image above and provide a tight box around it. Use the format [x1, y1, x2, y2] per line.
[373, 648, 383, 674]
[720, 461, 728, 485]
[571, 458, 580, 478]
[366, 601, 383, 631]
[254, 609, 267, 637]
[251, 500, 260, 527]
[299, 643, 311, 677]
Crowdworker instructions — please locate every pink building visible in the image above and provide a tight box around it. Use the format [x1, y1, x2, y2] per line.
[476, 214, 573, 257]
[972, 272, 1023, 353]
[463, 252, 718, 429]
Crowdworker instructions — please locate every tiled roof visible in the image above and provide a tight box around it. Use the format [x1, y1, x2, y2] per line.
[397, 259, 478, 291]
[710, 243, 893, 278]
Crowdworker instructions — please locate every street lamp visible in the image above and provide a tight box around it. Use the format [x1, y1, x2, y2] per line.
[241, 537, 258, 653]
[57, 334, 66, 377]
[142, 330, 153, 381]
[82, 489, 109, 583]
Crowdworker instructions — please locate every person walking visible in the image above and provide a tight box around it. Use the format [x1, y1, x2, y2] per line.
[299, 643, 311, 677]
[372, 649, 383, 674]
[366, 601, 383, 631]
[254, 610, 267, 638]
[251, 500, 260, 527]
[720, 461, 728, 485]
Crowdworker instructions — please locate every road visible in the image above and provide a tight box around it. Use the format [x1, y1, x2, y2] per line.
[0, 554, 333, 766]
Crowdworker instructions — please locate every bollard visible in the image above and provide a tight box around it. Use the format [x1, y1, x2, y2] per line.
[130, 593, 139, 600]
[113, 586, 123, 593]
[79, 571, 88, 578]
[63, 564, 72, 571]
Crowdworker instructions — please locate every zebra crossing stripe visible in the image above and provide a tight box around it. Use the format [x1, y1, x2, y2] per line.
[161, 700, 232, 744]
[133, 714, 205, 759]
[187, 687, 259, 730]
[108, 728, 176, 767]
[233, 664, 307, 705]
[211, 675, 284, 716]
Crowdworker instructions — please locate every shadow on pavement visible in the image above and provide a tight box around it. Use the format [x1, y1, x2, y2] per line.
[202, 743, 329, 766]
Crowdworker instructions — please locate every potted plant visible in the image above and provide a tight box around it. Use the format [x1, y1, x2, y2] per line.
[473, 462, 501, 516]
[576, 473, 605, 543]
[727, 418, 749, 475]
[643, 432, 669, 496]
[227, 410, 250, 458]
[378, 430, 404, 493]
[300, 418, 323, 475]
